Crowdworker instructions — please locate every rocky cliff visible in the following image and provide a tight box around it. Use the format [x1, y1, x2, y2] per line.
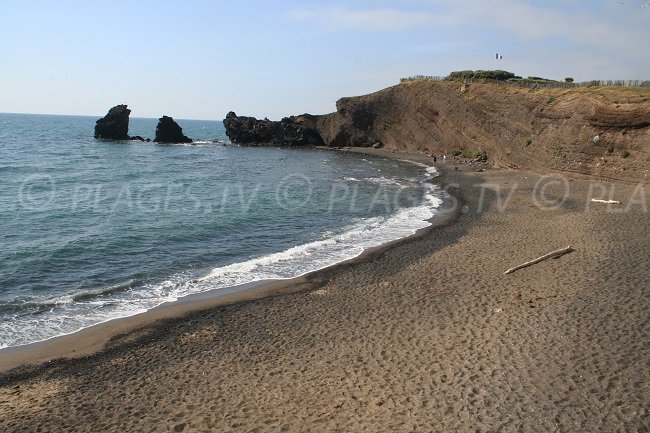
[225, 81, 650, 183]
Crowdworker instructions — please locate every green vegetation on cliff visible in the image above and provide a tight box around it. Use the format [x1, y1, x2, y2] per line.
[446, 70, 558, 84]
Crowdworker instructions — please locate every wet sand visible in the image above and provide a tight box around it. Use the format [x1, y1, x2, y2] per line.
[1, 160, 648, 432]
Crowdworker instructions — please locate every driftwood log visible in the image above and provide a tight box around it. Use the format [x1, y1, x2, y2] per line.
[504, 246, 574, 275]
[591, 199, 622, 205]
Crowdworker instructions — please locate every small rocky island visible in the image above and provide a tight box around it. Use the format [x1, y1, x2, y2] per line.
[154, 116, 193, 144]
[94, 105, 133, 140]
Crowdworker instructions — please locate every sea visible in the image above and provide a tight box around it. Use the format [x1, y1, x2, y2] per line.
[0, 113, 443, 349]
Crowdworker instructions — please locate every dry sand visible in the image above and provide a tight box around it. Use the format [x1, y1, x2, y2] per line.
[1, 160, 649, 433]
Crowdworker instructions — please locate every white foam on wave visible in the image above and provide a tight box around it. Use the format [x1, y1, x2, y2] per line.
[365, 176, 402, 186]
[344, 176, 404, 186]
[191, 140, 225, 145]
[398, 159, 438, 177]
[192, 183, 442, 290]
[0, 295, 149, 350]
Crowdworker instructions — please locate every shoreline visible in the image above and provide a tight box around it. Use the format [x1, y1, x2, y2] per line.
[2, 151, 648, 432]
[0, 148, 457, 373]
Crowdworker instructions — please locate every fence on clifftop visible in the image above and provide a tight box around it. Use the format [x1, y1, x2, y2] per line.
[399, 76, 650, 89]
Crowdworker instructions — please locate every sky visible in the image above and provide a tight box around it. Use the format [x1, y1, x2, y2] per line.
[1, 0, 648, 120]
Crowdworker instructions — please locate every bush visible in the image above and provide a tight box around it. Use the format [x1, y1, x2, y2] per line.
[475, 70, 518, 81]
[526, 138, 533, 146]
[621, 150, 630, 158]
[526, 76, 557, 83]
[461, 149, 487, 160]
[446, 70, 521, 81]
[565, 77, 574, 83]
[446, 70, 475, 81]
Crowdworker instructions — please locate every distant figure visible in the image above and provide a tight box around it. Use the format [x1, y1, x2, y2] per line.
[433, 156, 437, 163]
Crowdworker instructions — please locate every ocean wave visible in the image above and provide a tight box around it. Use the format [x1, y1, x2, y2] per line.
[344, 176, 409, 186]
[0, 279, 139, 316]
[398, 159, 438, 177]
[0, 161, 444, 349]
[198, 185, 441, 286]
[71, 279, 138, 302]
[365, 176, 403, 186]
[191, 139, 226, 145]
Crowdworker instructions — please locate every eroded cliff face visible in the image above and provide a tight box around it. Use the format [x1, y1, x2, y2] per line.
[226, 81, 650, 183]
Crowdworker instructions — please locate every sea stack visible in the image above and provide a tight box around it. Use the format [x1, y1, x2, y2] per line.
[154, 116, 193, 144]
[94, 104, 131, 140]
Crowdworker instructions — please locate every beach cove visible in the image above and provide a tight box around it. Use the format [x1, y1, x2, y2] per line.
[3, 0, 650, 430]
[1, 151, 648, 432]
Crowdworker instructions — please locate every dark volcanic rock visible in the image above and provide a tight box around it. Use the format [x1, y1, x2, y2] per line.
[94, 105, 131, 140]
[223, 112, 324, 146]
[316, 96, 383, 148]
[154, 116, 193, 144]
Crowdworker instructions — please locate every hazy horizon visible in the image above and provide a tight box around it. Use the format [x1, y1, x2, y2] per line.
[2, 0, 649, 121]
[0, 110, 222, 122]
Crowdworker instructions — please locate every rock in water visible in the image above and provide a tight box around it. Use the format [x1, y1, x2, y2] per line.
[223, 111, 324, 146]
[94, 104, 131, 140]
[154, 116, 193, 144]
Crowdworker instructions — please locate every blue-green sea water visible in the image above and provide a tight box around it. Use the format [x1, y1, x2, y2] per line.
[0, 113, 442, 349]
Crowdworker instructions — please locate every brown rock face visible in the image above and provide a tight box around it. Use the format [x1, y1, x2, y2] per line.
[588, 102, 650, 128]
[316, 81, 650, 183]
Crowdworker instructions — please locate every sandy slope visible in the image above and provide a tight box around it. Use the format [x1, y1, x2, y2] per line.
[1, 161, 648, 432]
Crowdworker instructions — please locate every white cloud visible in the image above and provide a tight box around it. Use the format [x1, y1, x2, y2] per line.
[287, 6, 434, 31]
[414, 0, 648, 52]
